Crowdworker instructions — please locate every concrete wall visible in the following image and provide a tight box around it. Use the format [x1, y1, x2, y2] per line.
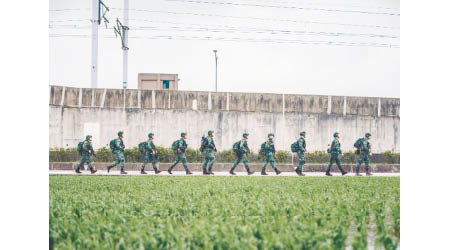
[49, 86, 400, 153]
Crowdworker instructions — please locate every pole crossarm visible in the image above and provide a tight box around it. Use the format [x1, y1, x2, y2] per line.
[114, 18, 129, 50]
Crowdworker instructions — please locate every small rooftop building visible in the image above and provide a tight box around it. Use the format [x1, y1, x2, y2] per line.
[138, 73, 179, 90]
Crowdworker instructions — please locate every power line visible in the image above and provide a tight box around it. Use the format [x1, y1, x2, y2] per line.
[164, 0, 400, 16]
[49, 33, 399, 48]
[233, 0, 400, 11]
[49, 23, 398, 39]
[49, 8, 399, 29]
[49, 19, 91, 24]
[109, 8, 399, 30]
[49, 8, 90, 12]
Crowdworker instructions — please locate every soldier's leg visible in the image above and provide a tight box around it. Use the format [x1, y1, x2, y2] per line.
[118, 152, 126, 171]
[202, 153, 209, 172]
[364, 155, 370, 171]
[356, 155, 364, 172]
[151, 156, 158, 171]
[231, 156, 242, 170]
[326, 155, 334, 172]
[262, 158, 269, 171]
[242, 154, 250, 171]
[76, 156, 86, 171]
[141, 154, 149, 171]
[180, 153, 189, 170]
[86, 156, 93, 171]
[269, 157, 277, 171]
[169, 154, 181, 170]
[336, 157, 344, 172]
[110, 152, 120, 168]
[297, 153, 306, 172]
[207, 154, 215, 172]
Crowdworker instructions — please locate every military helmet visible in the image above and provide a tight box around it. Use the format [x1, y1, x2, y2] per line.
[300, 131, 306, 136]
[148, 133, 154, 138]
[208, 130, 214, 135]
[268, 133, 275, 137]
[118, 131, 124, 137]
[181, 132, 187, 137]
[243, 132, 249, 137]
[333, 132, 339, 137]
[86, 135, 92, 140]
[365, 132, 372, 137]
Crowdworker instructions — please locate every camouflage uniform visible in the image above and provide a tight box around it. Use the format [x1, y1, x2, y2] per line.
[262, 139, 278, 171]
[327, 138, 345, 172]
[76, 136, 95, 172]
[296, 136, 306, 172]
[169, 138, 189, 170]
[110, 137, 125, 171]
[231, 138, 250, 171]
[202, 133, 216, 173]
[356, 138, 371, 171]
[141, 137, 158, 171]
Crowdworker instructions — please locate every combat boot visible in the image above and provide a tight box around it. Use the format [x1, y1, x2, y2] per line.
[154, 169, 161, 174]
[275, 169, 282, 175]
[107, 165, 113, 173]
[186, 169, 193, 175]
[168, 168, 173, 174]
[325, 171, 332, 176]
[208, 169, 215, 175]
[355, 169, 362, 176]
[141, 170, 148, 174]
[295, 168, 300, 176]
[90, 168, 97, 174]
[261, 170, 268, 175]
[75, 169, 82, 174]
[366, 169, 372, 176]
[230, 169, 236, 175]
[120, 170, 128, 174]
[247, 169, 255, 175]
[299, 170, 305, 176]
[203, 169, 210, 175]
[341, 170, 348, 176]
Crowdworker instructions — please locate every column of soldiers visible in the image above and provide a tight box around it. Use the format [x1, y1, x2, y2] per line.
[76, 131, 373, 176]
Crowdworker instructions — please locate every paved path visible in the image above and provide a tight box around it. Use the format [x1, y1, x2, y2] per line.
[49, 170, 400, 177]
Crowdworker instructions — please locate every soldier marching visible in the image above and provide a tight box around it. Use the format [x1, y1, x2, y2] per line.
[75, 130, 376, 176]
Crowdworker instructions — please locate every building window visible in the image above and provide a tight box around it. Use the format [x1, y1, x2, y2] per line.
[162, 80, 170, 89]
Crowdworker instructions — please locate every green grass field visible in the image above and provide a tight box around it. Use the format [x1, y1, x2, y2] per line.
[49, 176, 400, 249]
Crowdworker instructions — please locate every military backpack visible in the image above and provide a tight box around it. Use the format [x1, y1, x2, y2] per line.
[200, 136, 208, 152]
[77, 141, 84, 155]
[232, 141, 241, 155]
[109, 139, 117, 152]
[291, 141, 300, 152]
[258, 142, 266, 156]
[354, 138, 363, 154]
[138, 141, 147, 154]
[171, 140, 180, 153]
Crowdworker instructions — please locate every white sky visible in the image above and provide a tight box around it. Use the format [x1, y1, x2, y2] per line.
[49, 0, 399, 97]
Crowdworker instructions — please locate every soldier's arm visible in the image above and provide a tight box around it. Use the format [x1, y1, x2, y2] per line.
[337, 142, 343, 155]
[147, 141, 153, 151]
[298, 139, 305, 152]
[82, 142, 89, 152]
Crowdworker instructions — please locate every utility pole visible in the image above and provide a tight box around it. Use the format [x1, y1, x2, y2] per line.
[114, 19, 129, 89]
[91, 0, 99, 88]
[90, 0, 109, 89]
[213, 50, 218, 92]
[122, 0, 129, 89]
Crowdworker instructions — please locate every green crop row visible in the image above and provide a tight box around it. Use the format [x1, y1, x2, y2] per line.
[50, 176, 400, 249]
[49, 147, 400, 164]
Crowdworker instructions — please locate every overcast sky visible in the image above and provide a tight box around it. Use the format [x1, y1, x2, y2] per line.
[50, 0, 399, 97]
